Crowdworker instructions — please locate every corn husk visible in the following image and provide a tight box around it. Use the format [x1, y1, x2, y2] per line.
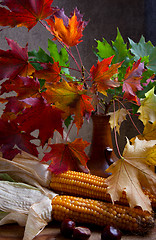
[0, 151, 52, 192]
[0, 151, 58, 239]
[0, 180, 57, 240]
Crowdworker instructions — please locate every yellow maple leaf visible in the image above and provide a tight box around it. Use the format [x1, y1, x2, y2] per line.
[138, 87, 156, 125]
[108, 108, 127, 134]
[130, 121, 156, 145]
[106, 137, 156, 212]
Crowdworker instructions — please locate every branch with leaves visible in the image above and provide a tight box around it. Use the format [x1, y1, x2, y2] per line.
[0, 0, 156, 212]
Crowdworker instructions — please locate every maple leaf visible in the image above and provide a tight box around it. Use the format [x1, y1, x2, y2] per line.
[16, 98, 64, 146]
[106, 137, 156, 212]
[122, 59, 144, 104]
[34, 62, 61, 83]
[0, 0, 53, 30]
[137, 87, 156, 125]
[0, 38, 35, 80]
[42, 80, 94, 131]
[0, 76, 40, 100]
[0, 118, 38, 160]
[90, 56, 122, 95]
[42, 138, 90, 174]
[108, 108, 127, 134]
[1, 97, 26, 121]
[131, 121, 156, 144]
[46, 8, 87, 47]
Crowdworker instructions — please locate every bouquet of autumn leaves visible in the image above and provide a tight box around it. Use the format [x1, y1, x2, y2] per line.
[0, 0, 156, 213]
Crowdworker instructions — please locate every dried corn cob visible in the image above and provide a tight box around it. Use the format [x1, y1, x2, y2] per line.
[52, 195, 155, 234]
[50, 170, 156, 210]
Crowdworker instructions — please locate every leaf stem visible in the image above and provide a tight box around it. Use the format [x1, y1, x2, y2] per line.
[65, 121, 74, 142]
[113, 100, 122, 159]
[115, 98, 142, 135]
[39, 20, 82, 73]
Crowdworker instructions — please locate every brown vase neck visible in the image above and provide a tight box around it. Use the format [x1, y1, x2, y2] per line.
[87, 114, 117, 178]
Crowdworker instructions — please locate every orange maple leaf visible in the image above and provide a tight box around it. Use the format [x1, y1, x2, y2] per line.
[42, 80, 94, 131]
[90, 56, 122, 95]
[42, 138, 90, 174]
[46, 8, 87, 47]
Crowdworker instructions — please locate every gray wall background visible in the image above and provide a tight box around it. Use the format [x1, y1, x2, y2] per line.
[0, 0, 155, 156]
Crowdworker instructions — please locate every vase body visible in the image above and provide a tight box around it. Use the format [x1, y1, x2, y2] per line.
[87, 114, 118, 178]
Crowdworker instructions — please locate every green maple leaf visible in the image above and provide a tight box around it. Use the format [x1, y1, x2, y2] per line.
[112, 28, 133, 65]
[48, 39, 69, 67]
[28, 47, 53, 70]
[129, 36, 156, 73]
[96, 38, 115, 60]
[96, 29, 133, 65]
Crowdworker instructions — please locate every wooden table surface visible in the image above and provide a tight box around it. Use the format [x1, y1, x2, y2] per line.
[0, 221, 155, 240]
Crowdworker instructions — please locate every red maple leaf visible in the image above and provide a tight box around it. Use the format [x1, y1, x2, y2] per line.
[122, 59, 144, 104]
[16, 97, 64, 146]
[34, 62, 61, 83]
[0, 118, 38, 160]
[0, 0, 53, 30]
[1, 97, 26, 121]
[0, 76, 40, 99]
[46, 8, 88, 47]
[0, 38, 35, 80]
[90, 56, 121, 95]
[42, 138, 90, 174]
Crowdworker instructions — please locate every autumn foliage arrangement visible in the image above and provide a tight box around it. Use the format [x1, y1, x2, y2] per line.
[0, 0, 156, 212]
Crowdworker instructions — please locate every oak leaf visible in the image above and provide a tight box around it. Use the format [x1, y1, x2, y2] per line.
[122, 59, 144, 104]
[0, 0, 53, 30]
[108, 108, 127, 134]
[106, 137, 156, 212]
[42, 138, 90, 174]
[137, 87, 156, 125]
[0, 38, 35, 80]
[46, 8, 87, 47]
[90, 56, 121, 95]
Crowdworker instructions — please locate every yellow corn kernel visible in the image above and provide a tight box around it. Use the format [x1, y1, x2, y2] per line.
[52, 195, 155, 234]
[50, 171, 156, 210]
